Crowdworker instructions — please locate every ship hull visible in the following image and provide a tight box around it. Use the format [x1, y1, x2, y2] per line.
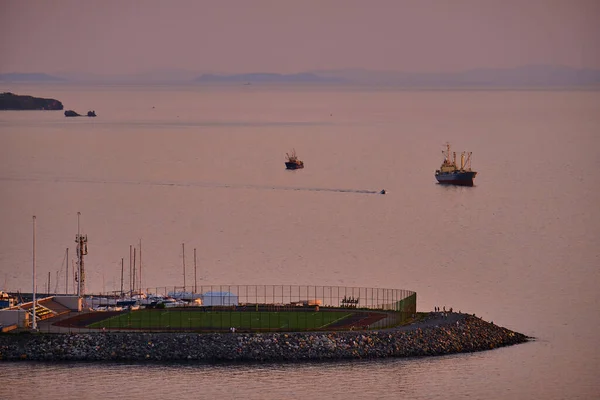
[435, 171, 477, 186]
[285, 162, 304, 170]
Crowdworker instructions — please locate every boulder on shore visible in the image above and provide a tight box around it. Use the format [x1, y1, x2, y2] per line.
[0, 92, 63, 110]
[0, 313, 530, 363]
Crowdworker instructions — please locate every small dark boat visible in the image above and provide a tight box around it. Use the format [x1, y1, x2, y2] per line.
[435, 143, 477, 186]
[285, 149, 304, 170]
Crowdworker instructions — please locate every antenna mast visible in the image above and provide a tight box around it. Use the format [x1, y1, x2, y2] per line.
[75, 212, 88, 297]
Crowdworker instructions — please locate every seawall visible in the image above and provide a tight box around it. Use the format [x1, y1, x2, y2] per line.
[0, 314, 529, 362]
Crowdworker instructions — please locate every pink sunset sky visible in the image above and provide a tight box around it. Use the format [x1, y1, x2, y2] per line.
[1, 0, 599, 75]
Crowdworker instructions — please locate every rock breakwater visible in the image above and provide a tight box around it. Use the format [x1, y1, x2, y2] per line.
[0, 314, 529, 362]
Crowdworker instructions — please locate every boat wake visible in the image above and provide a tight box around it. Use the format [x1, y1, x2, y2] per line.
[1, 176, 383, 195]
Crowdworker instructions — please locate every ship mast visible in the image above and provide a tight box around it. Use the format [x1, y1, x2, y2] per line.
[444, 143, 451, 163]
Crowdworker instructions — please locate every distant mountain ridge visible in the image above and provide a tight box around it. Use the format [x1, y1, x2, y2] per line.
[0, 73, 65, 82]
[2, 66, 599, 87]
[195, 72, 346, 84]
[312, 65, 600, 87]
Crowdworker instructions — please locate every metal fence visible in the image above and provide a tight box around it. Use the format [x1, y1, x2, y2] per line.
[91, 285, 416, 311]
[31, 285, 417, 333]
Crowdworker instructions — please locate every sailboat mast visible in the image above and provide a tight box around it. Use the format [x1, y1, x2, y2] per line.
[194, 248, 197, 294]
[139, 239, 143, 293]
[65, 248, 69, 294]
[120, 258, 124, 297]
[182, 243, 186, 291]
[133, 247, 137, 295]
[129, 245, 133, 295]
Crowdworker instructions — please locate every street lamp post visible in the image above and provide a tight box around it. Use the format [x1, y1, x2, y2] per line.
[32, 215, 37, 331]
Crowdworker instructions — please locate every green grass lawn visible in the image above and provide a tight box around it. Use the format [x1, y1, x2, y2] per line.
[88, 309, 354, 331]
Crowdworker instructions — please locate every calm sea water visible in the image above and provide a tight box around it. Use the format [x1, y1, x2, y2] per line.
[0, 84, 599, 399]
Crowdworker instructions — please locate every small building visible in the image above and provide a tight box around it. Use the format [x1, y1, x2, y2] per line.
[201, 291, 239, 306]
[0, 309, 29, 329]
[167, 291, 203, 301]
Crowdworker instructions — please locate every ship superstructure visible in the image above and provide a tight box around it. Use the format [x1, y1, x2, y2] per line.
[285, 149, 304, 170]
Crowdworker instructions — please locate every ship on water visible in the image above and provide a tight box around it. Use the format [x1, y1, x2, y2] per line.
[435, 143, 477, 186]
[285, 149, 304, 169]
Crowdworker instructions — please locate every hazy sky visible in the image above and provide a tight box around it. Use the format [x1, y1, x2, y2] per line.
[1, 0, 599, 75]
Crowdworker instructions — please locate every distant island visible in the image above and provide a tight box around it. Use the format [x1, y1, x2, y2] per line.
[0, 92, 63, 110]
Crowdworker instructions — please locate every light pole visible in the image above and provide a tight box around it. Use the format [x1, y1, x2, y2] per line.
[32, 215, 37, 331]
[77, 211, 80, 297]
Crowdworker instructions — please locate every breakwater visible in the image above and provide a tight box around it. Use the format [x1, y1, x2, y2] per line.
[0, 314, 528, 362]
